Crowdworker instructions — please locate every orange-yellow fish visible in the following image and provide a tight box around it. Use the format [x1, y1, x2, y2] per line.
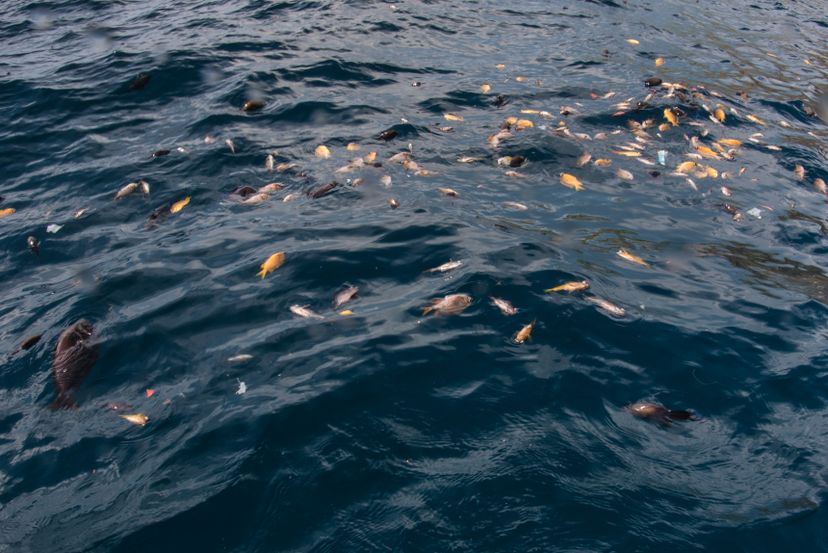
[746, 114, 766, 126]
[655, 57, 665, 67]
[515, 119, 534, 130]
[438, 187, 459, 197]
[121, 413, 149, 426]
[314, 145, 331, 158]
[480, 83, 491, 94]
[706, 166, 719, 178]
[594, 158, 612, 167]
[560, 173, 583, 191]
[626, 38, 640, 45]
[617, 248, 650, 268]
[363, 151, 377, 163]
[170, 196, 190, 214]
[794, 164, 805, 180]
[718, 138, 742, 147]
[676, 161, 696, 173]
[696, 145, 720, 159]
[495, 63, 505, 70]
[346, 142, 360, 151]
[545, 281, 590, 293]
[444, 113, 464, 122]
[664, 108, 678, 126]
[514, 320, 536, 344]
[714, 108, 726, 123]
[612, 150, 641, 157]
[257, 251, 285, 279]
[0, 207, 15, 218]
[657, 123, 671, 132]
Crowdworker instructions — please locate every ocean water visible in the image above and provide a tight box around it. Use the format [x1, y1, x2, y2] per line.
[1, 0, 828, 551]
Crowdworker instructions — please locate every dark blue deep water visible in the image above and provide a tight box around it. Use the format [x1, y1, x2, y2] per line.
[2, 0, 828, 551]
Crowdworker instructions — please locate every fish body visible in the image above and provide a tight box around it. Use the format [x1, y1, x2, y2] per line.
[242, 100, 265, 112]
[170, 196, 190, 214]
[560, 173, 583, 191]
[140, 179, 150, 195]
[225, 139, 235, 153]
[545, 280, 589, 293]
[616, 168, 634, 181]
[422, 294, 472, 316]
[258, 183, 284, 194]
[333, 286, 359, 308]
[266, 154, 275, 171]
[309, 181, 337, 199]
[51, 319, 99, 409]
[115, 182, 138, 200]
[257, 252, 285, 279]
[121, 413, 149, 426]
[794, 164, 805, 180]
[617, 249, 650, 267]
[315, 145, 331, 159]
[514, 320, 536, 344]
[290, 305, 324, 319]
[491, 297, 518, 315]
[388, 198, 400, 209]
[625, 402, 695, 425]
[586, 296, 626, 317]
[242, 193, 269, 205]
[428, 260, 463, 273]
[227, 354, 254, 363]
[575, 152, 592, 167]
[438, 187, 459, 197]
[663, 108, 678, 126]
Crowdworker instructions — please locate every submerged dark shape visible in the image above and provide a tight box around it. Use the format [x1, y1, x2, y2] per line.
[27, 236, 39, 255]
[51, 320, 99, 409]
[128, 72, 151, 91]
[493, 94, 508, 108]
[242, 100, 265, 112]
[21, 334, 42, 350]
[625, 402, 696, 425]
[147, 203, 171, 227]
[152, 149, 170, 157]
[508, 155, 526, 168]
[231, 185, 257, 199]
[309, 181, 338, 199]
[378, 129, 397, 141]
[644, 77, 662, 87]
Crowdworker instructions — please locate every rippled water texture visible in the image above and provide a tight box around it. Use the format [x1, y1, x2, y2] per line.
[2, 0, 828, 551]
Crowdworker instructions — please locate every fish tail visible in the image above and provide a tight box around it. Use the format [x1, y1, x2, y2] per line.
[667, 409, 695, 421]
[257, 269, 266, 279]
[421, 306, 434, 316]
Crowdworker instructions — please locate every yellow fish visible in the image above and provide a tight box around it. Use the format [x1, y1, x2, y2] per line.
[257, 251, 285, 279]
[438, 187, 459, 197]
[746, 114, 766, 126]
[514, 320, 536, 344]
[663, 108, 678, 126]
[718, 138, 742, 147]
[346, 143, 360, 151]
[560, 173, 583, 191]
[594, 159, 612, 167]
[626, 38, 640, 45]
[696, 145, 720, 159]
[495, 63, 505, 70]
[676, 161, 696, 173]
[480, 83, 491, 94]
[170, 196, 190, 214]
[714, 108, 726, 123]
[0, 207, 15, 218]
[504, 116, 519, 126]
[706, 166, 719, 178]
[339, 310, 354, 316]
[121, 413, 149, 426]
[314, 145, 331, 158]
[617, 248, 650, 268]
[515, 119, 534, 130]
[363, 151, 377, 163]
[657, 123, 671, 132]
[443, 113, 464, 122]
[612, 150, 641, 157]
[655, 57, 665, 67]
[545, 281, 590, 293]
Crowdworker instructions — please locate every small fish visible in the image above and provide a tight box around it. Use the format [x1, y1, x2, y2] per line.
[283, 192, 302, 202]
[617, 248, 649, 267]
[676, 161, 696, 173]
[746, 114, 766, 126]
[706, 166, 719, 178]
[421, 293, 472, 316]
[388, 198, 400, 209]
[276, 162, 295, 172]
[380, 175, 392, 188]
[612, 150, 641, 157]
[626, 38, 640, 45]
[257, 251, 285, 279]
[714, 108, 726, 123]
[428, 260, 463, 273]
[503, 201, 528, 210]
[339, 310, 354, 316]
[121, 413, 149, 426]
[170, 196, 190, 214]
[153, 149, 170, 157]
[309, 181, 337, 199]
[480, 83, 491, 94]
[140, 179, 150, 195]
[46, 224, 62, 234]
[315, 145, 331, 159]
[794, 164, 805, 180]
[333, 286, 359, 308]
[815, 178, 827, 195]
[346, 143, 360, 151]
[644, 77, 662, 87]
[115, 182, 139, 200]
[696, 145, 720, 159]
[363, 151, 377, 163]
[438, 187, 459, 197]
[514, 320, 536, 344]
[290, 305, 324, 319]
[616, 168, 634, 181]
[655, 57, 664, 67]
[457, 156, 481, 163]
[242, 99, 265, 112]
[586, 296, 626, 317]
[625, 402, 695, 425]
[560, 173, 583, 191]
[27, 236, 39, 255]
[258, 182, 284, 194]
[495, 63, 505, 70]
[594, 159, 612, 167]
[228, 354, 254, 363]
[720, 186, 732, 197]
[718, 138, 742, 147]
[491, 297, 518, 316]
[266, 154, 275, 171]
[225, 138, 235, 153]
[74, 208, 88, 219]
[545, 280, 589, 293]
[663, 108, 678, 127]
[443, 113, 464, 122]
[242, 193, 269, 205]
[514, 119, 534, 130]
[575, 152, 592, 168]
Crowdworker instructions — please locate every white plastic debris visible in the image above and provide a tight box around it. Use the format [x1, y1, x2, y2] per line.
[46, 224, 63, 233]
[236, 380, 247, 395]
[746, 207, 763, 219]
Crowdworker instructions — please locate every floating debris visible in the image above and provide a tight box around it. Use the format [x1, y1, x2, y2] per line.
[242, 99, 265, 112]
[20, 334, 42, 351]
[225, 138, 236, 153]
[438, 187, 459, 197]
[794, 164, 805, 180]
[46, 224, 62, 234]
[236, 380, 247, 395]
[145, 389, 155, 398]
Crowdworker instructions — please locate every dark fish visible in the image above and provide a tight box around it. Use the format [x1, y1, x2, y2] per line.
[128, 73, 150, 91]
[309, 181, 337, 199]
[625, 402, 696, 425]
[27, 236, 39, 255]
[508, 155, 526, 168]
[644, 77, 662, 87]
[147, 204, 170, 227]
[21, 334, 42, 350]
[242, 100, 265, 112]
[51, 320, 99, 409]
[493, 95, 508, 108]
[378, 129, 397, 141]
[152, 149, 170, 157]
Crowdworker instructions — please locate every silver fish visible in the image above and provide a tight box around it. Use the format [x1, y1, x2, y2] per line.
[503, 201, 528, 211]
[227, 354, 254, 363]
[115, 182, 138, 200]
[290, 305, 324, 319]
[427, 260, 463, 273]
[139, 179, 150, 195]
[266, 154, 275, 171]
[333, 286, 359, 308]
[422, 293, 472, 316]
[283, 192, 302, 203]
[490, 297, 518, 316]
[586, 296, 626, 317]
[225, 138, 235, 154]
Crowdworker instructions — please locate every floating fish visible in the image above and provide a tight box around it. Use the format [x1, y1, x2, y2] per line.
[594, 159, 612, 167]
[276, 162, 295, 172]
[421, 293, 472, 316]
[428, 260, 463, 273]
[714, 108, 726, 123]
[290, 305, 324, 319]
[746, 114, 766, 126]
[283, 192, 302, 202]
[19, 334, 42, 351]
[514, 320, 536, 344]
[617, 248, 650, 267]
[140, 179, 150, 195]
[339, 310, 354, 316]
[309, 181, 337, 199]
[586, 296, 626, 317]
[718, 138, 742, 147]
[502, 201, 528, 210]
[655, 57, 664, 67]
[663, 108, 678, 126]
[545, 280, 590, 293]
[242, 193, 269, 205]
[676, 161, 696, 174]
[514, 119, 534, 130]
[74, 208, 88, 219]
[438, 187, 459, 197]
[815, 178, 827, 195]
[228, 354, 254, 363]
[696, 145, 720, 159]
[616, 168, 634, 181]
[346, 142, 360, 151]
[388, 198, 400, 209]
[242, 99, 265, 112]
[794, 164, 805, 180]
[626, 38, 640, 45]
[363, 151, 377, 163]
[145, 389, 155, 398]
[333, 286, 359, 308]
[491, 297, 518, 316]
[257, 251, 285, 279]
[115, 182, 139, 200]
[575, 152, 592, 168]
[457, 156, 481, 163]
[612, 150, 641, 157]
[378, 129, 397, 141]
[258, 183, 284, 194]
[266, 154, 275, 171]
[480, 83, 491, 94]
[380, 175, 392, 188]
[121, 413, 148, 426]
[495, 63, 505, 70]
[625, 402, 695, 425]
[560, 173, 583, 191]
[315, 145, 331, 159]
[443, 113, 464, 122]
[225, 138, 235, 153]
[46, 224, 62, 234]
[170, 196, 190, 214]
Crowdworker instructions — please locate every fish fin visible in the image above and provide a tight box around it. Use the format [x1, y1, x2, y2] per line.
[421, 306, 434, 316]
[667, 409, 695, 421]
[257, 269, 266, 279]
[49, 393, 77, 410]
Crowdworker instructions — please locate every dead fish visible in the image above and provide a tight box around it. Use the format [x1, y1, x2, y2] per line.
[545, 281, 589, 293]
[27, 236, 39, 255]
[309, 181, 337, 199]
[491, 296, 518, 316]
[388, 198, 400, 209]
[575, 152, 592, 168]
[560, 173, 583, 191]
[147, 204, 170, 227]
[231, 185, 258, 199]
[503, 201, 528, 211]
[140, 179, 150, 195]
[115, 182, 139, 200]
[438, 187, 459, 197]
[586, 296, 626, 317]
[616, 168, 634, 181]
[242, 99, 265, 112]
[514, 320, 536, 344]
[257, 251, 285, 279]
[242, 193, 269, 205]
[428, 260, 463, 273]
[170, 196, 190, 214]
[378, 129, 397, 141]
[380, 175, 392, 188]
[290, 305, 324, 319]
[625, 402, 696, 425]
[457, 156, 481, 163]
[421, 293, 472, 316]
[225, 138, 236, 153]
[121, 413, 149, 426]
[617, 248, 650, 268]
[128, 72, 150, 91]
[644, 77, 662, 87]
[794, 164, 805, 180]
[815, 178, 827, 195]
[266, 154, 275, 171]
[276, 162, 296, 172]
[227, 354, 254, 363]
[51, 319, 98, 409]
[333, 286, 359, 308]
[498, 156, 526, 168]
[283, 192, 302, 202]
[153, 149, 170, 158]
[258, 182, 284, 194]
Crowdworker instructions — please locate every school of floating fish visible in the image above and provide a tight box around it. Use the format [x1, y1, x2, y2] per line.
[5, 41, 824, 428]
